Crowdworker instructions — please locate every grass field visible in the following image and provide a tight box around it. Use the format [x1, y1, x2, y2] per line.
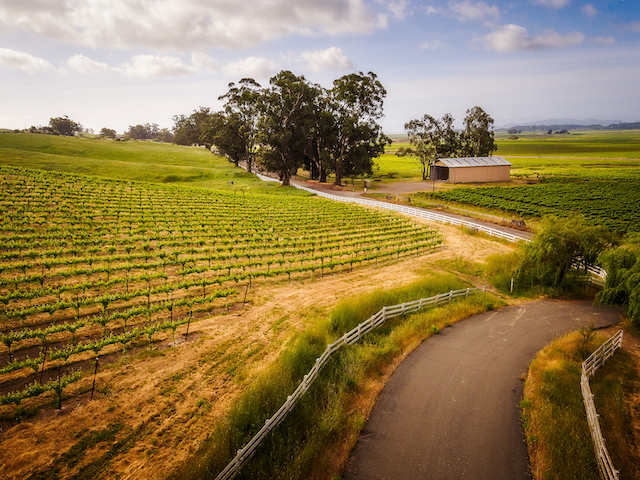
[378, 130, 640, 233]
[0, 132, 290, 194]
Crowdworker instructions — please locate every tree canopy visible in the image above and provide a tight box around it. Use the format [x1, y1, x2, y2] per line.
[400, 107, 496, 180]
[49, 116, 82, 136]
[596, 233, 640, 327]
[173, 70, 389, 186]
[515, 217, 614, 289]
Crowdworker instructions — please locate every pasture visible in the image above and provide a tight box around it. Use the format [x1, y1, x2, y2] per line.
[0, 132, 286, 193]
[378, 130, 640, 234]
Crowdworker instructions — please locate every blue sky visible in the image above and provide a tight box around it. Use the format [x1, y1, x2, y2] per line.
[1, 0, 638, 133]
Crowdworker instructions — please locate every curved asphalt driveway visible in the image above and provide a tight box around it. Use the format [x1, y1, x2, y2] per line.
[342, 300, 624, 480]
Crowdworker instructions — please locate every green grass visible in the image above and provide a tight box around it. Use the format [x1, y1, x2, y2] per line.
[522, 329, 640, 480]
[495, 130, 640, 158]
[176, 276, 499, 480]
[378, 130, 640, 179]
[0, 132, 297, 194]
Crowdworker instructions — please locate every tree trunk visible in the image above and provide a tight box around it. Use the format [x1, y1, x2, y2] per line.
[319, 165, 327, 183]
[334, 157, 343, 186]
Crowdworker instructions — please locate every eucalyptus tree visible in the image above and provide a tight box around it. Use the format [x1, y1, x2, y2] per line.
[329, 71, 388, 186]
[258, 71, 318, 186]
[217, 78, 263, 173]
[460, 106, 497, 157]
[399, 113, 460, 179]
[398, 115, 440, 180]
[172, 107, 213, 146]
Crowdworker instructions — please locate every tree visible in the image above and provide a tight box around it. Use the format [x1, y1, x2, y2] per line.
[258, 71, 316, 186]
[49, 116, 81, 136]
[515, 217, 613, 289]
[218, 79, 263, 173]
[172, 107, 212, 146]
[99, 128, 116, 139]
[596, 233, 640, 327]
[303, 87, 335, 182]
[156, 128, 174, 143]
[460, 106, 497, 157]
[399, 115, 441, 180]
[399, 113, 462, 179]
[329, 72, 387, 186]
[200, 111, 248, 166]
[126, 123, 159, 140]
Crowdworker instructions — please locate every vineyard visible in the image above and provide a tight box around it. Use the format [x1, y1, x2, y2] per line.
[421, 175, 640, 234]
[0, 165, 442, 416]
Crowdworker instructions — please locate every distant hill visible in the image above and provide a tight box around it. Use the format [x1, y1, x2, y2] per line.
[497, 121, 640, 132]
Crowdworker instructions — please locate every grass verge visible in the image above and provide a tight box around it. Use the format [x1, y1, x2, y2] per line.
[521, 328, 640, 480]
[175, 275, 500, 480]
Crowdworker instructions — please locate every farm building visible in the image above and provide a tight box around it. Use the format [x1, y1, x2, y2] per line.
[430, 157, 512, 184]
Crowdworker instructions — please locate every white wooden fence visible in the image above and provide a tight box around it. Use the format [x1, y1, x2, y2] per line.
[213, 286, 486, 480]
[581, 330, 623, 480]
[291, 183, 528, 243]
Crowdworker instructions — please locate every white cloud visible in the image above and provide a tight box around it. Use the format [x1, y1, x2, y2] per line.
[590, 36, 615, 45]
[119, 55, 196, 78]
[478, 24, 584, 52]
[581, 4, 597, 18]
[449, 0, 500, 21]
[423, 5, 442, 16]
[223, 57, 280, 79]
[190, 52, 218, 72]
[419, 40, 444, 50]
[300, 47, 355, 72]
[1, 48, 220, 77]
[0, 47, 58, 73]
[377, 0, 411, 19]
[0, 0, 385, 51]
[67, 54, 113, 75]
[530, 0, 570, 9]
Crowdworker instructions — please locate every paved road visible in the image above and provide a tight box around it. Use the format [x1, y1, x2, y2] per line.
[342, 300, 624, 480]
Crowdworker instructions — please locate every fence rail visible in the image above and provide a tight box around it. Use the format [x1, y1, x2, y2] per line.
[292, 183, 527, 243]
[214, 286, 486, 480]
[581, 330, 623, 480]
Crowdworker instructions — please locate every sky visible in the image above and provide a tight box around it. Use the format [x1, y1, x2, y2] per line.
[1, 0, 639, 134]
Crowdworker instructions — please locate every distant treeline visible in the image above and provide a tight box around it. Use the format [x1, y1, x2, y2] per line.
[498, 122, 640, 132]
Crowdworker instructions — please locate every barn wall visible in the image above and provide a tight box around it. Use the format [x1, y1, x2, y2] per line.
[448, 165, 510, 184]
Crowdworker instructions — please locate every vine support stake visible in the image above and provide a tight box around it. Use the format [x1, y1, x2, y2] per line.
[91, 356, 99, 399]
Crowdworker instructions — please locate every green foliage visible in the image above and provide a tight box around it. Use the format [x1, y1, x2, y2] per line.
[515, 217, 614, 289]
[177, 284, 497, 480]
[0, 132, 290, 193]
[329, 274, 465, 333]
[49, 116, 82, 136]
[522, 330, 640, 480]
[596, 233, 640, 327]
[426, 176, 640, 234]
[461, 106, 497, 157]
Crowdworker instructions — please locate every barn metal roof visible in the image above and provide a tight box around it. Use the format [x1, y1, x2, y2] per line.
[436, 157, 512, 168]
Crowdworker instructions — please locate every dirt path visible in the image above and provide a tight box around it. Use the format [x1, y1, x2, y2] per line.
[343, 300, 625, 480]
[0, 221, 512, 480]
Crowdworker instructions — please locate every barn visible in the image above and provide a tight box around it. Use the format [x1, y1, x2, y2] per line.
[430, 157, 512, 184]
